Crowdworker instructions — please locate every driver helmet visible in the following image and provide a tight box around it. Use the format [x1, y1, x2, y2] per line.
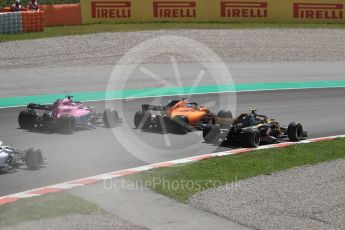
[62, 98, 72, 105]
[186, 103, 194, 108]
[15, 0, 20, 4]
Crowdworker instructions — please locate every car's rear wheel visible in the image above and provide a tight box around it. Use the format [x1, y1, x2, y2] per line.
[58, 116, 75, 134]
[134, 110, 151, 130]
[287, 122, 304, 141]
[169, 115, 189, 134]
[103, 108, 119, 128]
[18, 110, 36, 130]
[203, 124, 221, 143]
[25, 148, 43, 170]
[156, 116, 170, 134]
[242, 128, 260, 148]
[197, 114, 215, 129]
[42, 114, 54, 131]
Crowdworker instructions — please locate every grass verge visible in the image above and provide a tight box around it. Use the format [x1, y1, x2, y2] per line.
[2, 22, 345, 43]
[0, 192, 100, 227]
[130, 138, 345, 202]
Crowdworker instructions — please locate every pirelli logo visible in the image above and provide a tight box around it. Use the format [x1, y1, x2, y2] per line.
[153, 1, 196, 18]
[91, 1, 131, 18]
[220, 1, 268, 18]
[293, 3, 343, 19]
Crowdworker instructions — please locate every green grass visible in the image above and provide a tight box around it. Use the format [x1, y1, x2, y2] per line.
[0, 192, 100, 227]
[130, 138, 345, 202]
[2, 21, 345, 43]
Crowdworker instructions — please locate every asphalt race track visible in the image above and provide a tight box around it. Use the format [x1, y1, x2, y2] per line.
[2, 62, 345, 98]
[0, 87, 344, 196]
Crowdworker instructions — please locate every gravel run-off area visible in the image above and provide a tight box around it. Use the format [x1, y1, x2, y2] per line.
[189, 159, 345, 230]
[1, 29, 345, 68]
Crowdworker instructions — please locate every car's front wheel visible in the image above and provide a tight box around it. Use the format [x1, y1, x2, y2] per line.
[216, 110, 233, 125]
[242, 128, 260, 148]
[25, 148, 43, 170]
[287, 122, 304, 141]
[103, 108, 119, 128]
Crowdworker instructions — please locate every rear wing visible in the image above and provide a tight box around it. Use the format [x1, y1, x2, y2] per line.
[27, 103, 53, 111]
[142, 104, 166, 112]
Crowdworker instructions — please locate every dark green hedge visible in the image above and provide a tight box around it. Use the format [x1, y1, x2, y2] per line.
[1, 0, 80, 7]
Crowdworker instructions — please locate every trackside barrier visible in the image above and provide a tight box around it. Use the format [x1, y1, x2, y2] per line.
[0, 11, 44, 34]
[80, 0, 345, 23]
[0, 12, 23, 34]
[40, 4, 81, 26]
[0, 7, 11, 13]
[21, 11, 44, 32]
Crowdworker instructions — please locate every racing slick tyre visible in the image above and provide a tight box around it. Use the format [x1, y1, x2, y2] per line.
[25, 148, 43, 170]
[134, 110, 144, 129]
[169, 115, 189, 134]
[203, 124, 221, 143]
[216, 110, 233, 126]
[134, 110, 151, 130]
[242, 128, 261, 148]
[287, 122, 304, 141]
[197, 115, 216, 130]
[57, 116, 75, 134]
[156, 116, 170, 134]
[42, 115, 54, 131]
[103, 108, 119, 128]
[18, 110, 36, 130]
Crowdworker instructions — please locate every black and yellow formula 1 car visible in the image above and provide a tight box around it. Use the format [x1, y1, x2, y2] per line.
[202, 109, 307, 148]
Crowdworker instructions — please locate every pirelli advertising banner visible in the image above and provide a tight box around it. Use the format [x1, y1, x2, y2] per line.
[81, 0, 345, 23]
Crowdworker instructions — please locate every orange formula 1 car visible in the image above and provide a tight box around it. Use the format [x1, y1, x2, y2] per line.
[134, 98, 228, 134]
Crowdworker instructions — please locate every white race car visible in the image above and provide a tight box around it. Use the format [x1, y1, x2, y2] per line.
[0, 141, 43, 171]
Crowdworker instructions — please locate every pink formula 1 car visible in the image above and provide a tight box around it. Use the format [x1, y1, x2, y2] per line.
[18, 96, 118, 134]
